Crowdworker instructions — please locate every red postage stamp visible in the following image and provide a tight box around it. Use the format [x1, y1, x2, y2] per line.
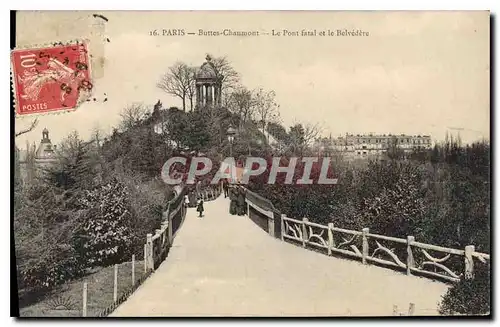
[11, 41, 92, 116]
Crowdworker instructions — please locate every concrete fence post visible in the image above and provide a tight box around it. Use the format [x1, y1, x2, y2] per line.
[132, 254, 135, 286]
[280, 214, 285, 241]
[146, 233, 153, 271]
[161, 223, 167, 246]
[362, 228, 369, 265]
[327, 223, 334, 256]
[465, 245, 475, 279]
[406, 236, 415, 275]
[268, 214, 274, 237]
[113, 264, 118, 303]
[167, 207, 173, 246]
[82, 282, 87, 317]
[143, 244, 147, 274]
[302, 218, 309, 248]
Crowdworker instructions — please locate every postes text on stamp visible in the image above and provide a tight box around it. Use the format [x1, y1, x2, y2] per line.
[11, 41, 92, 116]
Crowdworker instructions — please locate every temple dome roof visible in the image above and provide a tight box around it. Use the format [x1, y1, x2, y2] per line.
[196, 61, 217, 79]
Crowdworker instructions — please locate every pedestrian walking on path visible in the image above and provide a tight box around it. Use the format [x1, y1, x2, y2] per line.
[237, 186, 246, 216]
[197, 198, 204, 218]
[223, 179, 229, 198]
[229, 186, 237, 215]
[189, 190, 196, 208]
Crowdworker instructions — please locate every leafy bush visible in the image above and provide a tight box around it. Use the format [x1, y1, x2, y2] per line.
[248, 156, 337, 223]
[119, 175, 172, 257]
[14, 183, 84, 299]
[73, 179, 136, 268]
[18, 243, 81, 293]
[439, 264, 490, 315]
[357, 160, 428, 237]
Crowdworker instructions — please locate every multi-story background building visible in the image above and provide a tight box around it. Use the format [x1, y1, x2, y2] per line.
[314, 133, 432, 158]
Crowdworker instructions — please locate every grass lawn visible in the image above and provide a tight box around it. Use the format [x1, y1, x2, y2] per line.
[20, 259, 147, 317]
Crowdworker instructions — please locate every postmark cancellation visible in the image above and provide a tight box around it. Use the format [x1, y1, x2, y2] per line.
[11, 40, 93, 117]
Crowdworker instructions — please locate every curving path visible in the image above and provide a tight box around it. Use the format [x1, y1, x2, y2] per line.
[111, 195, 449, 317]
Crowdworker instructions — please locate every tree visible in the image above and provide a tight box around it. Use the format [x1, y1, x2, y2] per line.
[157, 62, 195, 111]
[207, 54, 240, 103]
[386, 136, 405, 160]
[253, 88, 280, 142]
[288, 124, 306, 154]
[15, 118, 38, 138]
[91, 125, 105, 150]
[165, 107, 188, 149]
[129, 127, 164, 177]
[44, 131, 98, 191]
[267, 122, 289, 143]
[227, 86, 255, 130]
[119, 103, 149, 131]
[182, 111, 211, 152]
[186, 67, 197, 111]
[302, 123, 322, 147]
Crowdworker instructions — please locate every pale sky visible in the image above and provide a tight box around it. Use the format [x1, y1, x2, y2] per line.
[15, 11, 490, 147]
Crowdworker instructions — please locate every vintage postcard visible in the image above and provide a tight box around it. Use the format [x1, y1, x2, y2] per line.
[12, 11, 490, 317]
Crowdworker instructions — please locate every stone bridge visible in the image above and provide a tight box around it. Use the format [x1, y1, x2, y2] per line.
[110, 194, 449, 317]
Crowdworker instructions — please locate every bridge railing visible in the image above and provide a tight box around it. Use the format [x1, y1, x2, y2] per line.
[145, 185, 188, 271]
[144, 183, 222, 272]
[196, 182, 223, 202]
[239, 186, 490, 283]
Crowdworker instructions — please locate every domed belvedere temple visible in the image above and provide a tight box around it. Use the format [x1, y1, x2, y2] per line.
[195, 55, 223, 109]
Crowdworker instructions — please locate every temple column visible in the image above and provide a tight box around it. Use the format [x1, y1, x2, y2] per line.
[213, 85, 216, 105]
[207, 85, 212, 104]
[211, 85, 215, 104]
[214, 86, 218, 107]
[201, 85, 205, 106]
[217, 85, 222, 106]
[196, 85, 201, 106]
[204, 85, 208, 105]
